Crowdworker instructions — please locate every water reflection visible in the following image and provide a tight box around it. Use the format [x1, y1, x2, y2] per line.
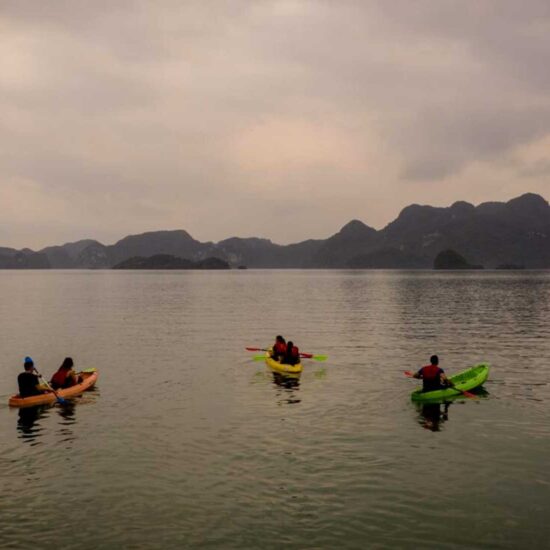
[271, 373, 301, 405]
[17, 406, 49, 444]
[56, 400, 78, 443]
[16, 399, 80, 444]
[57, 400, 77, 422]
[414, 388, 490, 431]
[416, 402, 451, 432]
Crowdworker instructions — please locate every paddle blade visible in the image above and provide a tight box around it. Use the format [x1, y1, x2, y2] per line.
[299, 353, 327, 361]
[458, 389, 476, 398]
[246, 347, 268, 352]
[404, 370, 414, 377]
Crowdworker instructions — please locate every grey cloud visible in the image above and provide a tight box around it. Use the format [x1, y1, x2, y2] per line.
[398, 105, 550, 180]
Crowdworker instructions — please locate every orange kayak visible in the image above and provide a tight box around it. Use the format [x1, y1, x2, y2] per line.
[8, 370, 99, 408]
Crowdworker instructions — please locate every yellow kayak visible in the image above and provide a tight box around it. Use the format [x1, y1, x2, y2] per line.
[265, 352, 303, 374]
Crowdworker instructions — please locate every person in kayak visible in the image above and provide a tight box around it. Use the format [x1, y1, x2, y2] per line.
[271, 335, 287, 362]
[413, 355, 453, 392]
[17, 357, 52, 398]
[50, 357, 80, 390]
[284, 341, 300, 365]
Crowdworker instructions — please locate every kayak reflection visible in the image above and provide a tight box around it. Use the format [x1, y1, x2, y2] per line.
[272, 372, 301, 405]
[416, 402, 450, 432]
[56, 400, 78, 443]
[56, 400, 77, 422]
[17, 405, 49, 444]
[414, 387, 490, 431]
[16, 398, 82, 444]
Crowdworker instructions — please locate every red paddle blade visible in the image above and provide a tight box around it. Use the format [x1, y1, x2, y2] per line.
[459, 390, 476, 398]
[404, 370, 414, 377]
[246, 347, 266, 352]
[300, 353, 313, 358]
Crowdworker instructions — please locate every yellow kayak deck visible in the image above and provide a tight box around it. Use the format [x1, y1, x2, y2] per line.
[265, 353, 303, 374]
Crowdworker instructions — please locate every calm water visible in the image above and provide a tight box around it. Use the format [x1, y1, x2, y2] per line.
[1, 270, 549, 549]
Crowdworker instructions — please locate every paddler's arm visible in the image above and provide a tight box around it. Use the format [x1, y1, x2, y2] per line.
[33, 373, 54, 393]
[412, 369, 422, 379]
[441, 373, 454, 388]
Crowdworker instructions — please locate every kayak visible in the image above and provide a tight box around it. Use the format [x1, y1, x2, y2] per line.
[411, 363, 489, 402]
[265, 352, 303, 375]
[8, 370, 99, 408]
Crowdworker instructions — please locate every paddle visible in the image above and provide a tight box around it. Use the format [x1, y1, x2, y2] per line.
[404, 371, 475, 398]
[246, 348, 327, 361]
[253, 354, 327, 362]
[299, 354, 328, 361]
[33, 367, 66, 404]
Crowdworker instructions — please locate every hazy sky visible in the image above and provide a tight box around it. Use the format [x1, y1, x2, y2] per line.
[2, 1, 549, 249]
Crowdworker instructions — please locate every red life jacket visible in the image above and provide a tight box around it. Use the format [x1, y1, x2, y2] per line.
[420, 364, 441, 380]
[51, 369, 70, 389]
[419, 364, 443, 391]
[284, 345, 300, 365]
[273, 341, 286, 355]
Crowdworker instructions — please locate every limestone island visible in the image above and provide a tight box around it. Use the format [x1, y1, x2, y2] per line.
[112, 254, 230, 270]
[433, 249, 484, 270]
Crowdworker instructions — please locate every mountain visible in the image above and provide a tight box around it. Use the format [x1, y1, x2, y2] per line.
[108, 230, 204, 265]
[112, 254, 230, 270]
[41, 239, 102, 268]
[433, 250, 483, 270]
[309, 220, 379, 268]
[213, 237, 323, 268]
[0, 247, 49, 269]
[371, 192, 550, 268]
[2, 192, 549, 269]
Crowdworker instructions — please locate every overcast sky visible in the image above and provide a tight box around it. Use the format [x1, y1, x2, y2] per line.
[2, 0, 549, 249]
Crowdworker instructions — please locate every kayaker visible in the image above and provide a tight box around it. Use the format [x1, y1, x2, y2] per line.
[17, 357, 52, 398]
[284, 341, 300, 365]
[413, 355, 453, 392]
[271, 335, 287, 362]
[50, 357, 80, 390]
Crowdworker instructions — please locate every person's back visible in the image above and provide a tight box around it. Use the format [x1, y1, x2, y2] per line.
[51, 357, 78, 390]
[284, 341, 300, 365]
[18, 371, 42, 398]
[271, 336, 286, 362]
[414, 355, 449, 392]
[18, 357, 48, 398]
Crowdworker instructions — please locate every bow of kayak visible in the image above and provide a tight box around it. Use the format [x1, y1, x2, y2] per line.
[265, 353, 303, 374]
[8, 370, 99, 408]
[411, 363, 489, 402]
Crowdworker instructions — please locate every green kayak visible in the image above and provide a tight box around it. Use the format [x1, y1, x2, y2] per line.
[411, 363, 490, 402]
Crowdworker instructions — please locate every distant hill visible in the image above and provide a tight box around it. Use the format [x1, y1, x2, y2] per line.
[41, 239, 102, 268]
[0, 247, 49, 269]
[372, 192, 550, 268]
[2, 192, 549, 269]
[112, 254, 230, 270]
[309, 220, 379, 268]
[433, 250, 483, 270]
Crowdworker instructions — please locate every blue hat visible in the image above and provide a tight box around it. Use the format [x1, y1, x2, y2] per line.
[24, 356, 34, 365]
